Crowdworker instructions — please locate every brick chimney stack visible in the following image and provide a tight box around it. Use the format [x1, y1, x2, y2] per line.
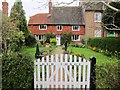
[2, 0, 8, 16]
[49, 0, 52, 14]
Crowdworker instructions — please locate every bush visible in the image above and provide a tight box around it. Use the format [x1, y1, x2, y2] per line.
[50, 38, 57, 45]
[2, 52, 34, 89]
[69, 43, 85, 48]
[45, 32, 55, 43]
[96, 61, 120, 88]
[61, 32, 72, 45]
[25, 34, 36, 47]
[87, 37, 120, 58]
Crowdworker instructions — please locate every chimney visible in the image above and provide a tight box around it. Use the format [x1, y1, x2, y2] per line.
[49, 0, 52, 14]
[2, 0, 8, 16]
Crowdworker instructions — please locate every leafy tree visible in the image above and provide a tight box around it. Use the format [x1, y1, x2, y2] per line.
[1, 11, 25, 53]
[10, 0, 28, 35]
[10, 0, 36, 46]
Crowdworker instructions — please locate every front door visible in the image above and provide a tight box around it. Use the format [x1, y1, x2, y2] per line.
[56, 35, 61, 46]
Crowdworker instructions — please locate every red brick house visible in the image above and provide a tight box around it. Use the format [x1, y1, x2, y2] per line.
[28, 1, 85, 45]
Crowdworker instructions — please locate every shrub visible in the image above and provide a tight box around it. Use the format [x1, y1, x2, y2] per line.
[96, 61, 120, 88]
[2, 52, 34, 89]
[45, 32, 55, 43]
[87, 37, 120, 58]
[61, 32, 72, 45]
[50, 38, 57, 45]
[69, 43, 85, 48]
[25, 34, 37, 47]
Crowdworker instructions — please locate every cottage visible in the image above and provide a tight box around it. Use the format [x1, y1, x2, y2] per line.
[28, 1, 85, 45]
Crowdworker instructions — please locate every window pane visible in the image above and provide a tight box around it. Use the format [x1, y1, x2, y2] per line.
[57, 25, 62, 30]
[95, 13, 101, 22]
[72, 35, 80, 41]
[39, 25, 47, 30]
[72, 26, 80, 30]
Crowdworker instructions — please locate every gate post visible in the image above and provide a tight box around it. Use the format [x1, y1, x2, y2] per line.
[90, 56, 96, 90]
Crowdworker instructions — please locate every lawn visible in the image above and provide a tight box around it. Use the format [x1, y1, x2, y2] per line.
[68, 46, 118, 65]
[20, 46, 56, 60]
[20, 46, 118, 65]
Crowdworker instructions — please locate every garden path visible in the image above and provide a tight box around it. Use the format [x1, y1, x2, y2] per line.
[51, 46, 64, 87]
[53, 46, 64, 55]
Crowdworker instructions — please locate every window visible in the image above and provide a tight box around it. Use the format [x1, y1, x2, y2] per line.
[35, 35, 44, 41]
[72, 35, 80, 41]
[94, 30, 101, 37]
[57, 25, 62, 31]
[39, 25, 47, 30]
[72, 26, 80, 31]
[94, 12, 102, 22]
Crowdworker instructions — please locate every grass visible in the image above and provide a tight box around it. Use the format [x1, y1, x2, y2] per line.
[20, 45, 56, 60]
[20, 46, 118, 65]
[68, 46, 118, 65]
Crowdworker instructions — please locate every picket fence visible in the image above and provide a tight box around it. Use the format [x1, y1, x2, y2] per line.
[34, 54, 91, 89]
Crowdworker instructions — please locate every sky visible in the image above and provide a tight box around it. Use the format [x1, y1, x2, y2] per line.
[0, 0, 79, 22]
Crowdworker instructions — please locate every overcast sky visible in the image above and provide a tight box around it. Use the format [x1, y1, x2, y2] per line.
[1, 0, 79, 22]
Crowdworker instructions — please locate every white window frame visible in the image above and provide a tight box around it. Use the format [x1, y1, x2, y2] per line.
[72, 26, 80, 31]
[57, 25, 62, 31]
[72, 35, 80, 41]
[39, 25, 47, 30]
[35, 35, 44, 41]
[94, 30, 101, 37]
[94, 12, 102, 22]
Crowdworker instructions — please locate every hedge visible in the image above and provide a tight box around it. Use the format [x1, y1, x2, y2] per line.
[2, 52, 34, 89]
[87, 37, 120, 57]
[96, 61, 120, 88]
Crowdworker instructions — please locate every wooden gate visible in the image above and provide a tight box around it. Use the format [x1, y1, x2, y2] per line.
[34, 54, 91, 88]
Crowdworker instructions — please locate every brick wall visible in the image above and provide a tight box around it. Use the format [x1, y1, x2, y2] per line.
[28, 25, 85, 35]
[85, 11, 103, 38]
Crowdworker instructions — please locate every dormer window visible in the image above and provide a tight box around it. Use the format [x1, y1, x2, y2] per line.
[39, 25, 47, 30]
[72, 26, 80, 31]
[57, 25, 62, 31]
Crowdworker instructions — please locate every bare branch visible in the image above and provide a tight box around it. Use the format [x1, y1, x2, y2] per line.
[101, 1, 120, 12]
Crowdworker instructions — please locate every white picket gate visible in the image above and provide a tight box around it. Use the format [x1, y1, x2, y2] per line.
[34, 54, 91, 88]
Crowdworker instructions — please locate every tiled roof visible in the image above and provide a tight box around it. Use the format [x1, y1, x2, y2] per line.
[28, 6, 84, 25]
[51, 6, 84, 25]
[28, 13, 51, 24]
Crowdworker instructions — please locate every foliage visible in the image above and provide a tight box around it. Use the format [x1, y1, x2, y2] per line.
[87, 37, 120, 58]
[10, 0, 30, 45]
[68, 46, 118, 65]
[61, 32, 72, 45]
[1, 13, 25, 53]
[44, 32, 55, 43]
[50, 38, 57, 45]
[2, 52, 34, 89]
[25, 32, 37, 47]
[96, 60, 120, 88]
[70, 43, 85, 48]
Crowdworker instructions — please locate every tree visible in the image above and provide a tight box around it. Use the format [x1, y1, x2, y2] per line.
[10, 0, 36, 46]
[1, 11, 25, 53]
[10, 0, 28, 35]
[102, 2, 120, 31]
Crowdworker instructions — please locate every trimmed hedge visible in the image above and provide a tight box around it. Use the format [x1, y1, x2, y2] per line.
[2, 52, 34, 89]
[87, 37, 120, 57]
